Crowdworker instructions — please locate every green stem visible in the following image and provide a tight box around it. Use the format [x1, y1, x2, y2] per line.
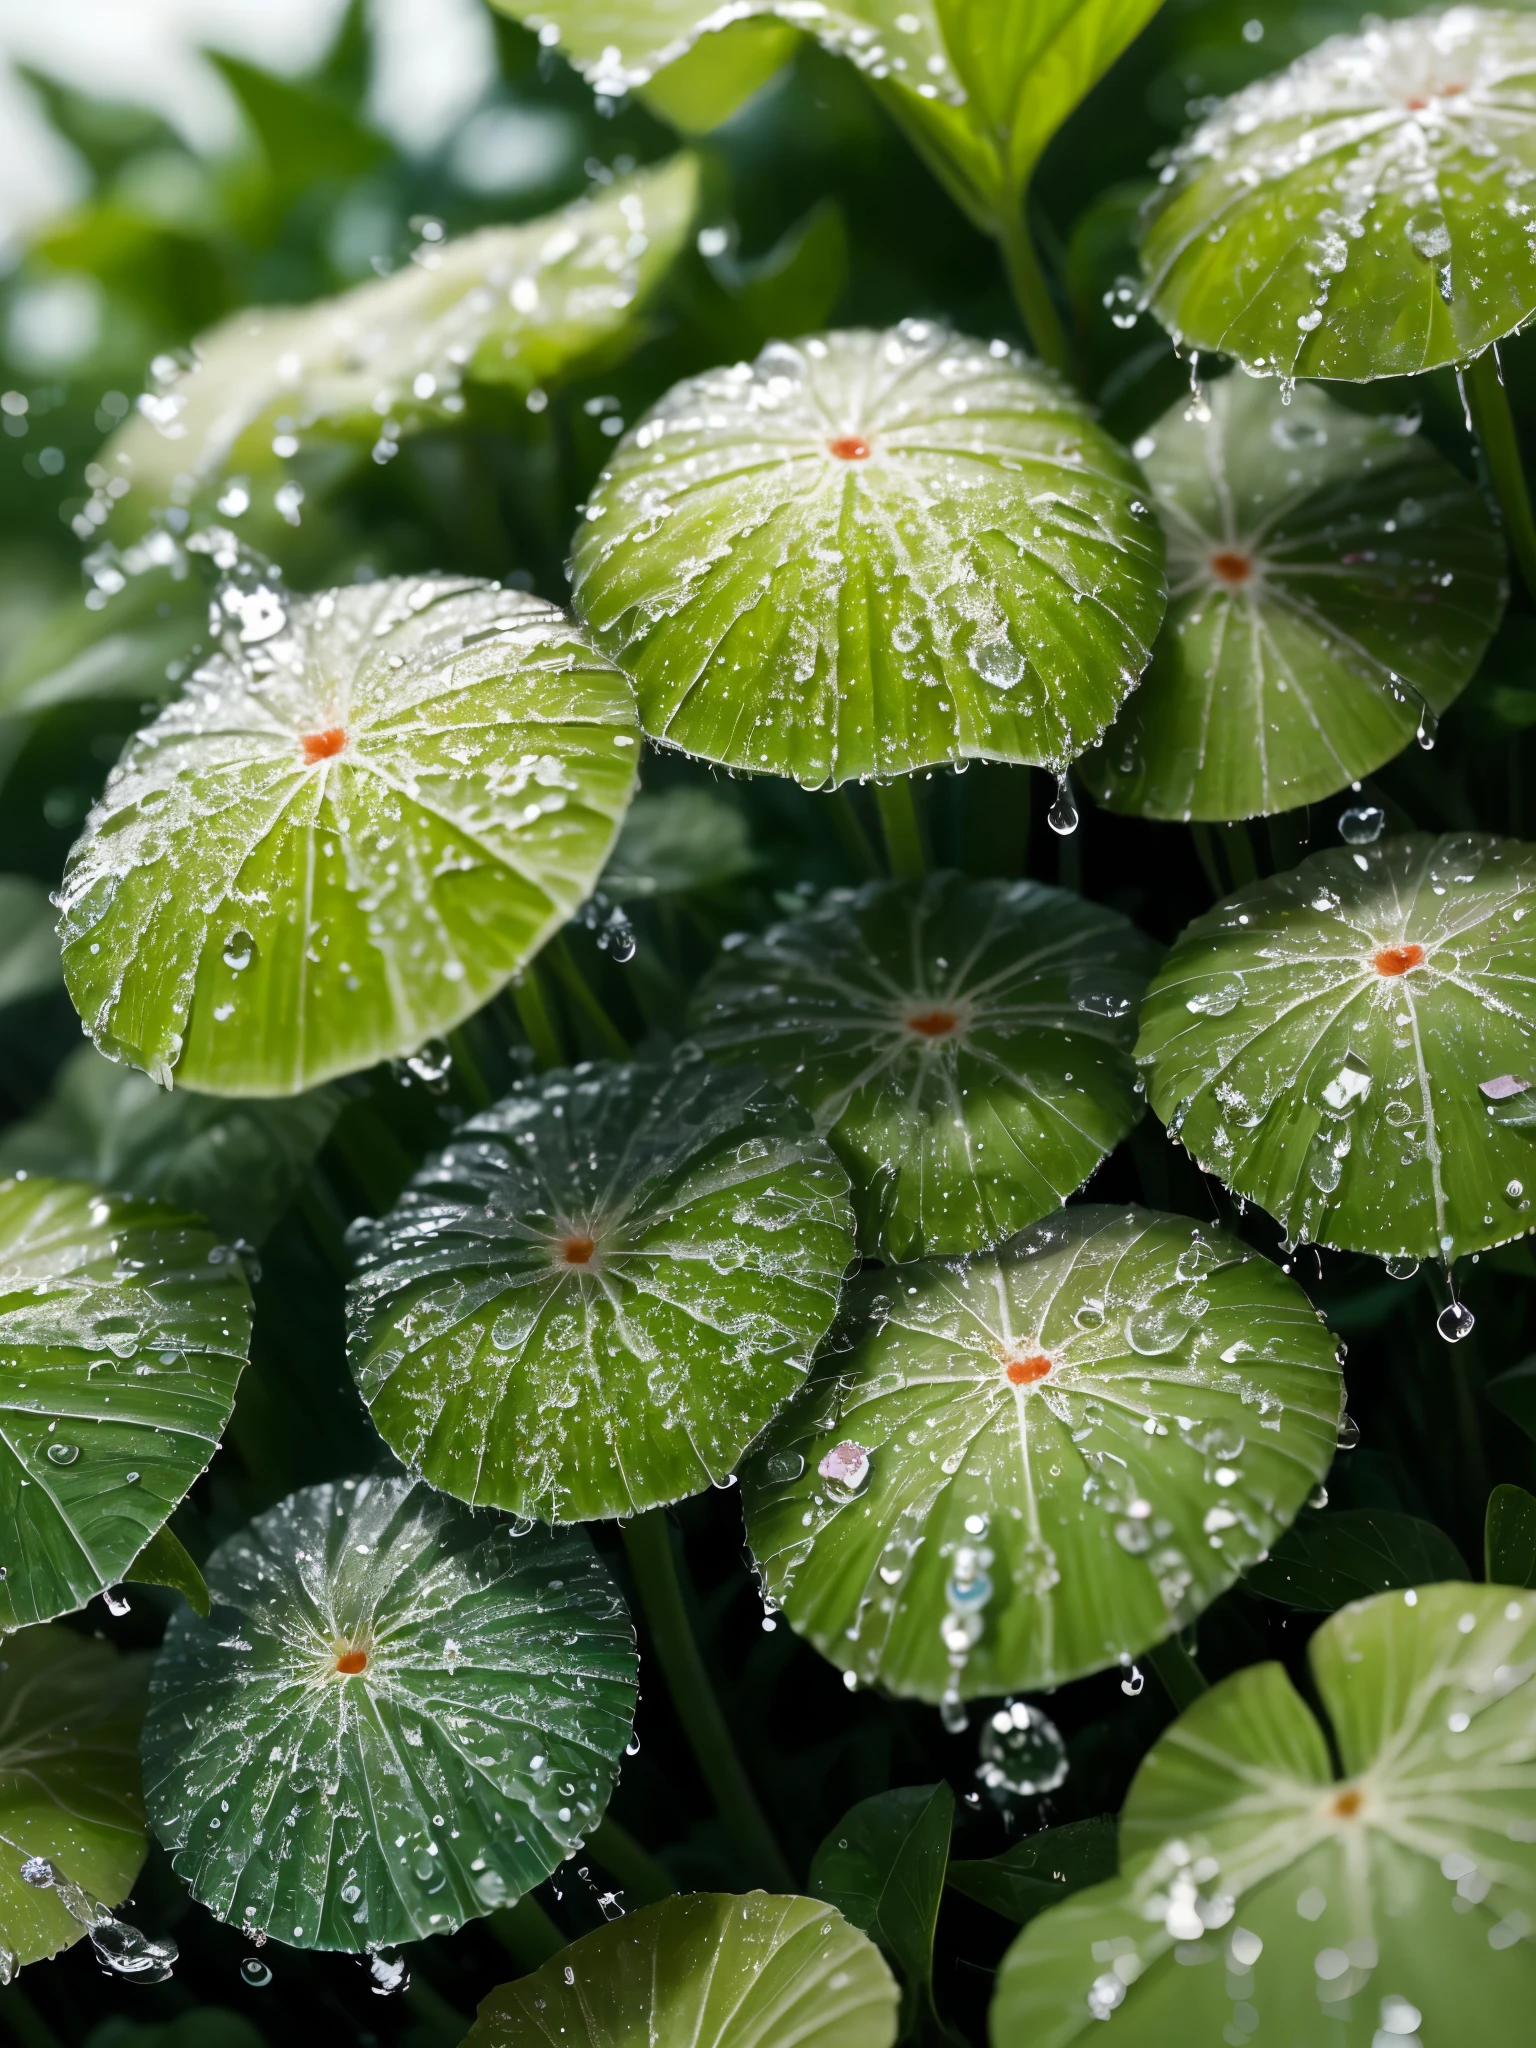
[1189, 823, 1223, 903]
[1146, 1633, 1209, 1713]
[548, 935, 630, 1060]
[874, 777, 928, 881]
[491, 1894, 567, 1971]
[1217, 821, 1258, 889]
[1465, 345, 1536, 604]
[826, 787, 882, 879]
[446, 1023, 493, 1110]
[294, 1176, 349, 1278]
[511, 965, 565, 1071]
[590, 1814, 678, 1905]
[998, 204, 1073, 380]
[621, 1509, 794, 1891]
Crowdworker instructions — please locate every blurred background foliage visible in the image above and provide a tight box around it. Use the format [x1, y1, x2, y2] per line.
[3, 1, 1536, 2043]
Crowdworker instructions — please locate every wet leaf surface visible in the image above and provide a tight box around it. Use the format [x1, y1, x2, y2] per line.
[810, 1782, 953, 2035]
[946, 1816, 1117, 1926]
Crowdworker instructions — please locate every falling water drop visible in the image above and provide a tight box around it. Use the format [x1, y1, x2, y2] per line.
[939, 1694, 969, 1735]
[1437, 1300, 1476, 1343]
[240, 1956, 273, 1988]
[975, 1700, 1069, 1800]
[1120, 1664, 1145, 1697]
[1047, 777, 1079, 837]
[1338, 805, 1385, 845]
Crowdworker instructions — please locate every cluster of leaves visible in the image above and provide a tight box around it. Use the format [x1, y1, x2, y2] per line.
[8, 2, 1536, 2046]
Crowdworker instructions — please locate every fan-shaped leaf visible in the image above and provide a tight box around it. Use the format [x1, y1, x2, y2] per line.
[464, 1891, 899, 2048]
[690, 875, 1159, 1260]
[993, 1583, 1536, 2043]
[1140, 9, 1536, 380]
[1082, 378, 1506, 821]
[0, 1627, 148, 1972]
[58, 577, 640, 1096]
[1136, 832, 1536, 1260]
[141, 1473, 637, 1950]
[743, 1205, 1340, 1701]
[346, 1053, 854, 1523]
[102, 156, 699, 531]
[570, 323, 1166, 788]
[1247, 1506, 1468, 1611]
[0, 1176, 250, 1627]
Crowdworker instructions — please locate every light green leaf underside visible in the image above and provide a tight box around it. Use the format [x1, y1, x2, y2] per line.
[141, 1474, 638, 1951]
[0, 877, 61, 1010]
[0, 1046, 339, 1245]
[743, 1205, 1340, 1701]
[101, 156, 700, 530]
[1083, 378, 1506, 821]
[0, 1176, 251, 1627]
[602, 788, 759, 900]
[570, 323, 1166, 788]
[993, 1584, 1536, 2045]
[1136, 831, 1536, 1260]
[347, 1055, 854, 1524]
[465, 1892, 900, 2048]
[0, 1628, 148, 1971]
[1140, 8, 1536, 380]
[690, 874, 1160, 1260]
[59, 577, 640, 1097]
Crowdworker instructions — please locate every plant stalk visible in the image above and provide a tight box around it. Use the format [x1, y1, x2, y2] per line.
[998, 205, 1073, 380]
[1146, 1633, 1209, 1713]
[511, 965, 566, 1071]
[548, 935, 630, 1061]
[621, 1508, 794, 1892]
[1464, 345, 1536, 605]
[874, 776, 928, 881]
[826, 787, 882, 878]
[591, 1814, 678, 1905]
[491, 1893, 567, 1970]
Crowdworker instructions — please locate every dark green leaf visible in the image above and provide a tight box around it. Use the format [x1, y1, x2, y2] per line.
[945, 1817, 1116, 1926]
[811, 1784, 954, 2038]
[0, 875, 61, 1010]
[123, 1522, 209, 1616]
[602, 789, 760, 900]
[1488, 1358, 1536, 1447]
[1487, 1483, 1536, 1590]
[1247, 1509, 1469, 1613]
[206, 53, 389, 202]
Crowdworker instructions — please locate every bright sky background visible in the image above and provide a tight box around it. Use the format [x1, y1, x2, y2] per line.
[0, 0, 500, 244]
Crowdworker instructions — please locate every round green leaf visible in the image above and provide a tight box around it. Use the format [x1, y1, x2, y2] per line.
[1136, 831, 1536, 1260]
[570, 323, 1166, 788]
[465, 1892, 899, 2048]
[0, 1627, 148, 1972]
[1081, 378, 1506, 821]
[743, 1205, 1340, 1701]
[59, 577, 640, 1096]
[1140, 9, 1536, 381]
[993, 1583, 1536, 2043]
[141, 1472, 638, 1951]
[690, 875, 1161, 1261]
[346, 1053, 855, 1523]
[0, 1175, 251, 1627]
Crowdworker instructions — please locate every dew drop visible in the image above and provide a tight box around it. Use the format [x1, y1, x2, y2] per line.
[1047, 777, 1079, 837]
[240, 1956, 273, 1988]
[1120, 1664, 1145, 1697]
[975, 1700, 1068, 1800]
[222, 928, 255, 973]
[46, 1442, 80, 1467]
[1338, 805, 1385, 845]
[1437, 1301, 1476, 1344]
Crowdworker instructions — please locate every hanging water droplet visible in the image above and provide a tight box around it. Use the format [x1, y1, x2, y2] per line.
[222, 928, 255, 972]
[46, 1442, 80, 1466]
[364, 1950, 410, 1997]
[1338, 805, 1385, 845]
[939, 1694, 969, 1735]
[1384, 1255, 1419, 1280]
[1336, 1412, 1361, 1451]
[1120, 1664, 1145, 1697]
[103, 1586, 131, 1618]
[1416, 703, 1438, 750]
[1047, 777, 1079, 837]
[975, 1700, 1069, 1801]
[404, 1040, 453, 1092]
[1437, 1300, 1476, 1343]
[1308, 1484, 1329, 1511]
[240, 1956, 273, 1988]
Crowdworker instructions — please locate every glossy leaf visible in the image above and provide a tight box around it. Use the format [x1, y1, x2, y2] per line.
[0, 1628, 149, 1972]
[1487, 1482, 1536, 1589]
[1488, 1356, 1536, 1446]
[993, 1583, 1536, 2043]
[946, 1817, 1116, 1926]
[570, 322, 1166, 788]
[465, 1891, 899, 2048]
[690, 874, 1160, 1260]
[0, 876, 61, 1010]
[0, 1176, 251, 1627]
[1247, 1507, 1468, 1612]
[58, 577, 640, 1095]
[346, 1054, 854, 1523]
[0, 1046, 340, 1244]
[1136, 832, 1536, 1260]
[743, 1205, 1340, 1701]
[124, 1523, 210, 1616]
[637, 17, 800, 131]
[1082, 378, 1506, 821]
[602, 788, 759, 900]
[141, 1473, 637, 1950]
[1140, 10, 1536, 380]
[102, 156, 699, 529]
[811, 1783, 953, 2036]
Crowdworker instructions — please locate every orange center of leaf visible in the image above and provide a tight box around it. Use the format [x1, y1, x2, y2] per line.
[1006, 1354, 1053, 1385]
[1374, 943, 1424, 976]
[1332, 1787, 1363, 1818]
[561, 1234, 596, 1266]
[302, 727, 348, 762]
[1210, 550, 1253, 585]
[335, 1648, 368, 1675]
[828, 434, 871, 461]
[907, 1010, 959, 1039]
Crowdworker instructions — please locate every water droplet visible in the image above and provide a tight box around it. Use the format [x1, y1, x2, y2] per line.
[1338, 805, 1385, 845]
[939, 1694, 968, 1735]
[1308, 1484, 1329, 1511]
[46, 1442, 80, 1466]
[1047, 777, 1079, 836]
[1437, 1300, 1476, 1344]
[364, 1951, 410, 1997]
[1120, 1664, 1145, 1697]
[1384, 1255, 1419, 1280]
[976, 1700, 1069, 1800]
[222, 928, 255, 972]
[240, 1956, 272, 1988]
[1336, 1412, 1361, 1451]
[817, 1441, 870, 1495]
[404, 1040, 453, 1092]
[103, 1587, 131, 1618]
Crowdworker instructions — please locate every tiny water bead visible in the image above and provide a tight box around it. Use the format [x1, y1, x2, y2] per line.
[975, 1699, 1069, 1801]
[1372, 943, 1425, 976]
[300, 726, 347, 762]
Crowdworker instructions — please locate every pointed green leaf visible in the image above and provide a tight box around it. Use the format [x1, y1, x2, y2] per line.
[571, 323, 1165, 789]
[1487, 1483, 1536, 1589]
[0, 876, 61, 1011]
[1140, 11, 1536, 381]
[208, 52, 390, 200]
[993, 1584, 1536, 2043]
[58, 577, 640, 1096]
[141, 1473, 638, 1950]
[1247, 1508, 1468, 1612]
[690, 875, 1160, 1260]
[946, 1817, 1116, 1926]
[1082, 378, 1506, 821]
[0, 1627, 149, 1972]
[465, 1892, 899, 2048]
[0, 1047, 339, 1245]
[124, 1522, 210, 1616]
[347, 1053, 854, 1523]
[0, 1176, 251, 1627]
[811, 1784, 954, 2036]
[1136, 832, 1536, 1260]
[743, 1205, 1340, 1701]
[638, 17, 800, 130]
